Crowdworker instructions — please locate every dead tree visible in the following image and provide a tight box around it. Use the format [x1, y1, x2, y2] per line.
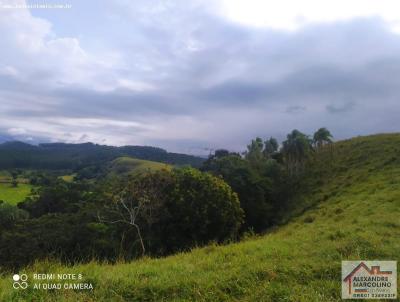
[97, 170, 171, 257]
[97, 193, 149, 256]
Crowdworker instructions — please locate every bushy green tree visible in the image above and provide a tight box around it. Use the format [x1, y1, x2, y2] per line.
[10, 169, 20, 187]
[0, 203, 28, 228]
[169, 168, 243, 245]
[245, 137, 264, 165]
[19, 180, 94, 217]
[100, 168, 244, 255]
[264, 137, 279, 158]
[202, 153, 282, 231]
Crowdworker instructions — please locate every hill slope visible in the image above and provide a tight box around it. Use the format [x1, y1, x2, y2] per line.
[0, 171, 33, 204]
[108, 156, 172, 176]
[1, 134, 399, 301]
[0, 183, 33, 205]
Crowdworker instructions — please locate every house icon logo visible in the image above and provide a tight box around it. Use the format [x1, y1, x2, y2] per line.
[342, 261, 397, 299]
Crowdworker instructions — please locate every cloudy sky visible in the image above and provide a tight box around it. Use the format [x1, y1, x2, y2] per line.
[1, 0, 400, 154]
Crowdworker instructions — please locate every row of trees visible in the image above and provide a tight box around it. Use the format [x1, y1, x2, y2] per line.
[244, 127, 333, 176]
[283, 128, 333, 176]
[202, 127, 333, 231]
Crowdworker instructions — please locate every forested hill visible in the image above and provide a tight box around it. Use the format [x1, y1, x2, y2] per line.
[0, 141, 204, 170]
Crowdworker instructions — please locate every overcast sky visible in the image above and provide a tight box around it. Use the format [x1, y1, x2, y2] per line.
[1, 0, 400, 154]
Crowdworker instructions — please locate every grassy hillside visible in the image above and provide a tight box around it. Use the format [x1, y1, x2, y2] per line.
[0, 183, 32, 205]
[1, 134, 399, 301]
[108, 156, 172, 176]
[0, 170, 33, 205]
[59, 174, 76, 182]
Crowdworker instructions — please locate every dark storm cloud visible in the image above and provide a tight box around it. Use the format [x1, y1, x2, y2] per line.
[196, 81, 269, 105]
[326, 101, 356, 113]
[52, 88, 186, 118]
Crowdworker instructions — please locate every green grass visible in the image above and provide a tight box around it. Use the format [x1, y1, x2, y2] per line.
[1, 134, 399, 301]
[59, 174, 76, 182]
[108, 156, 171, 176]
[0, 183, 32, 205]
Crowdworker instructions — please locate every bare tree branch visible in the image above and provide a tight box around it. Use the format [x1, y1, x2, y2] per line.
[97, 196, 146, 256]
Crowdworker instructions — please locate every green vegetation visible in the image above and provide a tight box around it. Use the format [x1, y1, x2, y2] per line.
[0, 168, 243, 268]
[0, 133, 398, 301]
[0, 141, 204, 172]
[108, 156, 171, 176]
[0, 170, 10, 181]
[0, 183, 32, 205]
[202, 150, 287, 231]
[0, 169, 33, 205]
[289, 133, 400, 217]
[59, 174, 76, 182]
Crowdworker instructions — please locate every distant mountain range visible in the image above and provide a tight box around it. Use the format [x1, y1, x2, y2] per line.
[0, 141, 204, 170]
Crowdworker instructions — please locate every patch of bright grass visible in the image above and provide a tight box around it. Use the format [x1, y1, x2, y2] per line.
[59, 174, 76, 182]
[109, 156, 172, 176]
[0, 183, 32, 205]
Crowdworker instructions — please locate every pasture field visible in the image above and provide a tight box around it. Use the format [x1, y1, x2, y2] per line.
[109, 156, 172, 176]
[0, 183, 32, 205]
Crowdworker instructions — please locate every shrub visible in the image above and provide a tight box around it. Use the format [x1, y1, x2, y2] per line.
[102, 168, 244, 256]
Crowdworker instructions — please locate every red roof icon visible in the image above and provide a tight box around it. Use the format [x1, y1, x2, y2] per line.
[343, 262, 392, 295]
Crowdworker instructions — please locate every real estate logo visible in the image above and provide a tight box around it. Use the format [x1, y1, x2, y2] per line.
[342, 261, 397, 299]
